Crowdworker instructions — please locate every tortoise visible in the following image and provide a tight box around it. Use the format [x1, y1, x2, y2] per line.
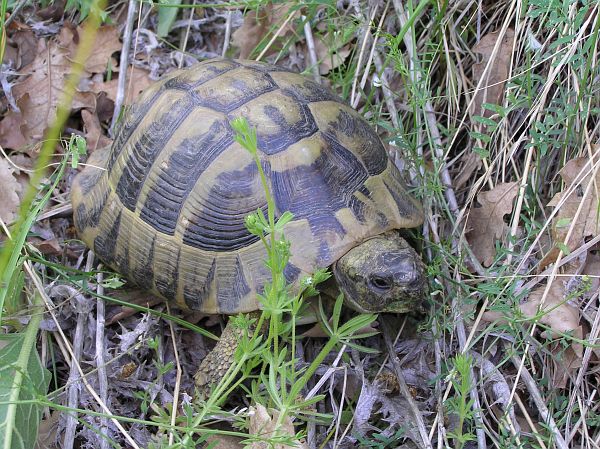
[71, 58, 427, 389]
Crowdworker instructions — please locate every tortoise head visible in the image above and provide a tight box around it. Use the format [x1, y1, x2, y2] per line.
[333, 231, 427, 314]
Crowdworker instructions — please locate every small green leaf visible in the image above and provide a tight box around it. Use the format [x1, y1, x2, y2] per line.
[157, 0, 182, 38]
[471, 115, 498, 128]
[555, 217, 572, 228]
[274, 211, 294, 231]
[332, 293, 344, 332]
[556, 242, 571, 255]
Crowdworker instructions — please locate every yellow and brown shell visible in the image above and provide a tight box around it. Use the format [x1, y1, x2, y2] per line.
[71, 59, 423, 314]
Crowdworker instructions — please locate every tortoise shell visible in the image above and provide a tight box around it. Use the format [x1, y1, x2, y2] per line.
[71, 59, 423, 314]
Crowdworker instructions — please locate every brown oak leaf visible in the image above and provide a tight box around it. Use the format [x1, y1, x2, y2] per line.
[10, 27, 96, 143]
[0, 110, 28, 150]
[0, 157, 22, 224]
[483, 281, 582, 388]
[540, 156, 600, 268]
[232, 2, 297, 59]
[79, 25, 121, 74]
[471, 28, 515, 117]
[90, 66, 154, 105]
[249, 404, 309, 449]
[466, 182, 519, 266]
[81, 109, 112, 151]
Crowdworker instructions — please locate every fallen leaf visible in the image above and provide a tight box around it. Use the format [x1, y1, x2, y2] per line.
[466, 182, 519, 266]
[483, 281, 582, 388]
[312, 33, 351, 75]
[520, 282, 583, 351]
[91, 66, 154, 105]
[78, 25, 121, 74]
[203, 435, 244, 449]
[32, 237, 62, 256]
[81, 109, 112, 151]
[471, 28, 515, 118]
[4, 153, 33, 201]
[582, 251, 600, 294]
[10, 28, 37, 69]
[248, 404, 308, 449]
[454, 150, 483, 190]
[232, 2, 297, 59]
[0, 157, 22, 224]
[36, 0, 66, 22]
[0, 109, 28, 150]
[35, 411, 61, 449]
[10, 28, 96, 143]
[540, 155, 600, 269]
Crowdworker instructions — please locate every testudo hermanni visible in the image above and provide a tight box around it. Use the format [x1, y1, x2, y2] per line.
[71, 58, 427, 390]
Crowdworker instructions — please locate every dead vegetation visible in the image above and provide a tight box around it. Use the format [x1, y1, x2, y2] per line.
[1, 0, 600, 448]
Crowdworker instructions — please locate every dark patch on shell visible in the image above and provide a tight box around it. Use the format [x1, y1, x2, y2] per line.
[183, 258, 216, 310]
[182, 162, 268, 251]
[139, 120, 234, 235]
[93, 210, 122, 264]
[256, 101, 319, 155]
[115, 97, 196, 211]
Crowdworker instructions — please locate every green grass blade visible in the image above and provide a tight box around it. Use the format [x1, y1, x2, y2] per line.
[0, 299, 51, 449]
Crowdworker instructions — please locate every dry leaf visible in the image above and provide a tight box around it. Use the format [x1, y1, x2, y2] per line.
[466, 182, 519, 266]
[232, 3, 297, 59]
[0, 109, 28, 150]
[248, 404, 308, 449]
[78, 25, 121, 74]
[471, 28, 515, 117]
[203, 435, 245, 449]
[540, 156, 600, 268]
[9, 28, 96, 143]
[520, 282, 583, 350]
[11, 29, 37, 69]
[582, 251, 600, 294]
[36, 0, 66, 22]
[483, 281, 582, 388]
[91, 66, 154, 105]
[313, 36, 350, 75]
[454, 150, 483, 190]
[81, 109, 112, 151]
[0, 157, 22, 224]
[33, 237, 62, 256]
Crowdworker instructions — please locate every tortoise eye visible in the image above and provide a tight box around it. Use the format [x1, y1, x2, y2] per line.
[369, 276, 392, 291]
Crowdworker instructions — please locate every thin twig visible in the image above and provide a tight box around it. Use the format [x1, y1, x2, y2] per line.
[256, 10, 296, 62]
[510, 355, 569, 449]
[166, 303, 182, 447]
[3, 0, 27, 27]
[178, 0, 195, 68]
[62, 287, 88, 449]
[302, 15, 320, 83]
[391, 0, 459, 218]
[350, 4, 378, 107]
[110, 0, 137, 136]
[62, 253, 95, 449]
[353, 2, 389, 109]
[222, 10, 233, 57]
[381, 317, 433, 449]
[24, 262, 141, 448]
[95, 263, 110, 449]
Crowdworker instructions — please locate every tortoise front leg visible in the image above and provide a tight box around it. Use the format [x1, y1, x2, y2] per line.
[194, 319, 243, 397]
[194, 311, 261, 397]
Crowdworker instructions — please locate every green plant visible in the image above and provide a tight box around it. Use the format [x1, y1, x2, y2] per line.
[169, 117, 378, 447]
[445, 354, 477, 449]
